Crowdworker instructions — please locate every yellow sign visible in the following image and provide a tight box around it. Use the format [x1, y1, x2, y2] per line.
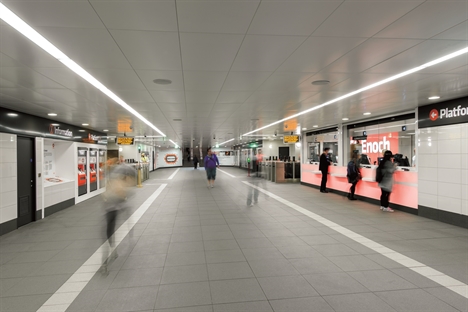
[117, 137, 134, 145]
[283, 135, 299, 144]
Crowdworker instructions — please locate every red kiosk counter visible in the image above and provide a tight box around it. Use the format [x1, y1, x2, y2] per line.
[302, 163, 417, 211]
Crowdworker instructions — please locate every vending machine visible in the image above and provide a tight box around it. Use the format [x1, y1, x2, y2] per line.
[98, 149, 106, 189]
[77, 148, 88, 196]
[89, 149, 97, 192]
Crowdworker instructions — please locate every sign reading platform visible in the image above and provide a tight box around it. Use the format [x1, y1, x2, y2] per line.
[283, 135, 299, 144]
[117, 137, 134, 145]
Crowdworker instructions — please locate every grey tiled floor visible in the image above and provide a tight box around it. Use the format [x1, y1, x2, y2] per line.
[1, 167, 467, 311]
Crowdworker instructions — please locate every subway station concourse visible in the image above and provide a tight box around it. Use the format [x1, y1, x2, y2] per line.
[0, 1, 468, 311]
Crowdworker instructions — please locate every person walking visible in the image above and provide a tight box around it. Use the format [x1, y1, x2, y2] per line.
[204, 147, 219, 188]
[347, 152, 361, 200]
[378, 150, 397, 212]
[193, 155, 199, 169]
[319, 147, 332, 193]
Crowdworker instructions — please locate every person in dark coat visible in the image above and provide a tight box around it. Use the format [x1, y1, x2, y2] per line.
[319, 147, 331, 193]
[378, 150, 397, 212]
[193, 155, 199, 169]
[347, 152, 361, 200]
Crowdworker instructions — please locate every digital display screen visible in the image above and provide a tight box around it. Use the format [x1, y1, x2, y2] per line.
[283, 135, 299, 144]
[117, 137, 134, 145]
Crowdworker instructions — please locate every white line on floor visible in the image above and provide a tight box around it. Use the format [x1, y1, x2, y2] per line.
[218, 168, 235, 178]
[242, 181, 468, 299]
[37, 184, 168, 312]
[167, 168, 180, 180]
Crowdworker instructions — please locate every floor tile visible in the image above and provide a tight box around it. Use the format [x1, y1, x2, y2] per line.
[121, 253, 166, 269]
[348, 269, 418, 292]
[303, 272, 370, 295]
[203, 239, 240, 251]
[165, 251, 206, 267]
[213, 300, 273, 311]
[248, 258, 299, 277]
[161, 264, 208, 284]
[328, 254, 384, 271]
[206, 249, 246, 263]
[2, 274, 70, 297]
[376, 289, 459, 312]
[207, 262, 255, 280]
[210, 278, 267, 304]
[168, 241, 205, 253]
[109, 267, 163, 288]
[257, 275, 319, 299]
[289, 256, 343, 275]
[269, 297, 335, 312]
[96, 286, 158, 311]
[155, 282, 211, 309]
[323, 292, 397, 312]
[0, 294, 50, 311]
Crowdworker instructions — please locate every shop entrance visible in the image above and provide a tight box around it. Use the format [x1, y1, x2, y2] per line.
[17, 137, 36, 227]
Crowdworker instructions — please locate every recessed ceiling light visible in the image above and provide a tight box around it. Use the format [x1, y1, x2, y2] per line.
[428, 96, 440, 100]
[103, 129, 109, 132]
[342, 118, 349, 121]
[302, 127, 307, 130]
[82, 123, 89, 126]
[7, 113, 18, 117]
[79, 130, 85, 132]
[313, 125, 318, 128]
[48, 113, 57, 116]
[311, 80, 330, 85]
[363, 112, 371, 115]
[153, 79, 172, 85]
[51, 123, 60, 126]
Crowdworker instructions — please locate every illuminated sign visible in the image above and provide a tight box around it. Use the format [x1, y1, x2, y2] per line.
[419, 97, 468, 128]
[49, 124, 72, 137]
[164, 154, 178, 164]
[283, 135, 299, 144]
[117, 137, 134, 145]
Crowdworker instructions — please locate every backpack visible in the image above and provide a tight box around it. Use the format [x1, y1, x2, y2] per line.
[375, 166, 383, 183]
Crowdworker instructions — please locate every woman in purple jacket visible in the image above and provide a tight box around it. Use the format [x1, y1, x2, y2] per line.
[204, 147, 219, 188]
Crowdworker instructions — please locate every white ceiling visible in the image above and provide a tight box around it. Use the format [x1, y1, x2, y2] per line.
[0, 0, 467, 148]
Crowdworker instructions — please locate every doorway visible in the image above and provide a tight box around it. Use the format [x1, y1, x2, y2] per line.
[278, 146, 290, 161]
[17, 137, 35, 227]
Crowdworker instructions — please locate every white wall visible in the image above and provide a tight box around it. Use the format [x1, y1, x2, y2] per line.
[263, 140, 299, 160]
[0, 133, 17, 224]
[418, 123, 468, 216]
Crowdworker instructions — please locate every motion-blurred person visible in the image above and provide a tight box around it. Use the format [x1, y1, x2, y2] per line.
[193, 155, 199, 169]
[347, 151, 361, 200]
[204, 147, 219, 188]
[378, 150, 397, 212]
[319, 147, 332, 193]
[101, 158, 136, 273]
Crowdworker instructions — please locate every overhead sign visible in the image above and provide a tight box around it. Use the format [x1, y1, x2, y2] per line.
[283, 135, 299, 144]
[49, 125, 72, 137]
[117, 137, 134, 145]
[419, 97, 468, 128]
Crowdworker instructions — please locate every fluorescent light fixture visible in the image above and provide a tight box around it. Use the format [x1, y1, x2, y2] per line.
[103, 129, 109, 132]
[51, 123, 60, 126]
[242, 45, 468, 136]
[0, 3, 166, 138]
[169, 139, 178, 147]
[78, 130, 85, 132]
[219, 138, 234, 145]
[342, 118, 349, 121]
[313, 125, 318, 128]
[82, 123, 89, 126]
[7, 113, 18, 117]
[302, 127, 307, 130]
[48, 113, 57, 116]
[363, 112, 371, 115]
[428, 96, 440, 100]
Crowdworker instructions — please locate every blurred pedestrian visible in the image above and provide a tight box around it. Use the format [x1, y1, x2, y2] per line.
[193, 155, 199, 169]
[204, 147, 219, 188]
[378, 150, 397, 212]
[319, 147, 332, 193]
[101, 158, 136, 274]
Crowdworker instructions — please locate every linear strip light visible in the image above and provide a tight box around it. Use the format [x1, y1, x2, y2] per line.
[219, 138, 234, 146]
[169, 139, 178, 148]
[242, 46, 468, 136]
[0, 3, 166, 137]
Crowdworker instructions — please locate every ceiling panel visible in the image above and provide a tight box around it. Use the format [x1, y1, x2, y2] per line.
[185, 91, 219, 104]
[221, 72, 272, 91]
[179, 33, 244, 71]
[231, 35, 307, 71]
[0, 67, 66, 89]
[92, 1, 177, 31]
[248, 1, 340, 36]
[313, 1, 424, 37]
[110, 30, 182, 70]
[277, 36, 367, 73]
[216, 91, 253, 104]
[177, 1, 258, 34]
[257, 72, 315, 91]
[149, 91, 185, 104]
[183, 71, 228, 91]
[432, 21, 468, 40]
[136, 70, 184, 91]
[375, 2, 468, 39]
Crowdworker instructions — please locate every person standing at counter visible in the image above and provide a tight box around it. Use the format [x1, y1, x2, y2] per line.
[204, 147, 219, 188]
[378, 150, 397, 212]
[319, 147, 332, 193]
[347, 152, 361, 200]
